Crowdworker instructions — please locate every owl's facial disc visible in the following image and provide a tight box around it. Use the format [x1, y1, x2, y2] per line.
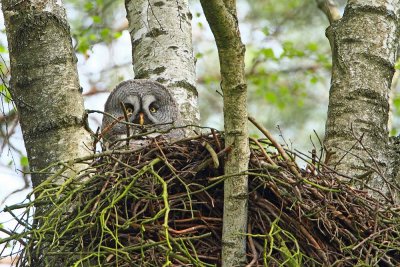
[121, 95, 140, 123]
[141, 95, 161, 124]
[101, 79, 184, 143]
[119, 93, 171, 129]
[121, 104, 134, 116]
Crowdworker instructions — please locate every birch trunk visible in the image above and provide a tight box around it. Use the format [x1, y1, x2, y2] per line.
[2, 0, 91, 188]
[324, 0, 400, 199]
[124, 0, 199, 128]
[200, 1, 250, 266]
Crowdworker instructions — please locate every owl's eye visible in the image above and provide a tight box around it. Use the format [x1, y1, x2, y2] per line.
[122, 104, 134, 114]
[149, 105, 158, 113]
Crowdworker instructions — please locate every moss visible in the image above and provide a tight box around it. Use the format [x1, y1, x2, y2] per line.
[153, 66, 166, 75]
[168, 45, 179, 50]
[25, 114, 85, 137]
[136, 66, 167, 79]
[145, 28, 167, 38]
[170, 80, 198, 96]
[153, 1, 165, 7]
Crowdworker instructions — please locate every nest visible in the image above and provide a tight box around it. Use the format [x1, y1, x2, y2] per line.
[2, 124, 400, 266]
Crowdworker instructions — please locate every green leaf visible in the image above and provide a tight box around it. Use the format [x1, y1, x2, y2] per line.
[0, 84, 12, 103]
[282, 41, 305, 58]
[395, 60, 400, 70]
[84, 2, 94, 11]
[393, 96, 400, 108]
[306, 42, 318, 52]
[310, 76, 318, 84]
[262, 26, 270, 36]
[100, 28, 111, 39]
[261, 48, 275, 59]
[92, 16, 102, 24]
[0, 44, 7, 53]
[113, 31, 122, 39]
[265, 91, 278, 103]
[89, 33, 97, 41]
[77, 37, 90, 53]
[195, 52, 203, 59]
[20, 156, 29, 167]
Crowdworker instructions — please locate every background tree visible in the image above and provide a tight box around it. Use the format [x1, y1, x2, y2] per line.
[320, 0, 400, 200]
[200, 0, 249, 266]
[125, 0, 199, 128]
[1, 2, 93, 264]
[1, 0, 91, 190]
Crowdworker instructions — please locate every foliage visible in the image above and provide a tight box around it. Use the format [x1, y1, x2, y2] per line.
[66, 0, 124, 54]
[193, 0, 334, 146]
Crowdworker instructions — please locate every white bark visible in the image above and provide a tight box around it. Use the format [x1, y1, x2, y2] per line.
[125, 0, 199, 128]
[200, 0, 250, 266]
[2, 0, 92, 188]
[323, 0, 400, 199]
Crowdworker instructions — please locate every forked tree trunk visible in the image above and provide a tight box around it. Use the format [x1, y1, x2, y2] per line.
[323, 0, 400, 200]
[2, 0, 91, 188]
[125, 0, 199, 128]
[200, 1, 250, 266]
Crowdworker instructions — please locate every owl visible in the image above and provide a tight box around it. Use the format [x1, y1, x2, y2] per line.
[101, 79, 183, 147]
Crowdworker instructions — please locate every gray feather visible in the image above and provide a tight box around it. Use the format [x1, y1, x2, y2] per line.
[101, 79, 183, 147]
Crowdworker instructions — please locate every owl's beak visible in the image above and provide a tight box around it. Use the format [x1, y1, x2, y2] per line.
[139, 112, 144, 126]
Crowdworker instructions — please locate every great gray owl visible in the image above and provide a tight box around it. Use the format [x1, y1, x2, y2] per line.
[101, 79, 183, 147]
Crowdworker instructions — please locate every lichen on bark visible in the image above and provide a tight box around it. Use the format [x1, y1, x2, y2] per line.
[200, 0, 250, 266]
[125, 0, 199, 129]
[2, 0, 92, 188]
[323, 0, 400, 200]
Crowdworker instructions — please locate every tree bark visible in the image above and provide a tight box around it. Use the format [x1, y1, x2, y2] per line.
[124, 0, 199, 128]
[2, 0, 91, 188]
[324, 0, 400, 199]
[200, 1, 250, 266]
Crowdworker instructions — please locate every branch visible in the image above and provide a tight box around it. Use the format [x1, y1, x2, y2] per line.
[316, 0, 341, 24]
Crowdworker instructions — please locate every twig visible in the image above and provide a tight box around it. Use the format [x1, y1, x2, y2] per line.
[248, 116, 301, 179]
[316, 0, 341, 24]
[202, 141, 219, 168]
[249, 137, 277, 167]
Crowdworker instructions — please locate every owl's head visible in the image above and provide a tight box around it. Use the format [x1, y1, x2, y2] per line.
[101, 79, 179, 141]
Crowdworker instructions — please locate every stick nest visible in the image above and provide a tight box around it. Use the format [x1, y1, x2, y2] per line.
[2, 130, 400, 267]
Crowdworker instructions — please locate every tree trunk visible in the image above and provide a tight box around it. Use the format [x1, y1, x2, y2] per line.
[200, 1, 250, 266]
[324, 0, 400, 200]
[2, 0, 91, 188]
[124, 0, 199, 128]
